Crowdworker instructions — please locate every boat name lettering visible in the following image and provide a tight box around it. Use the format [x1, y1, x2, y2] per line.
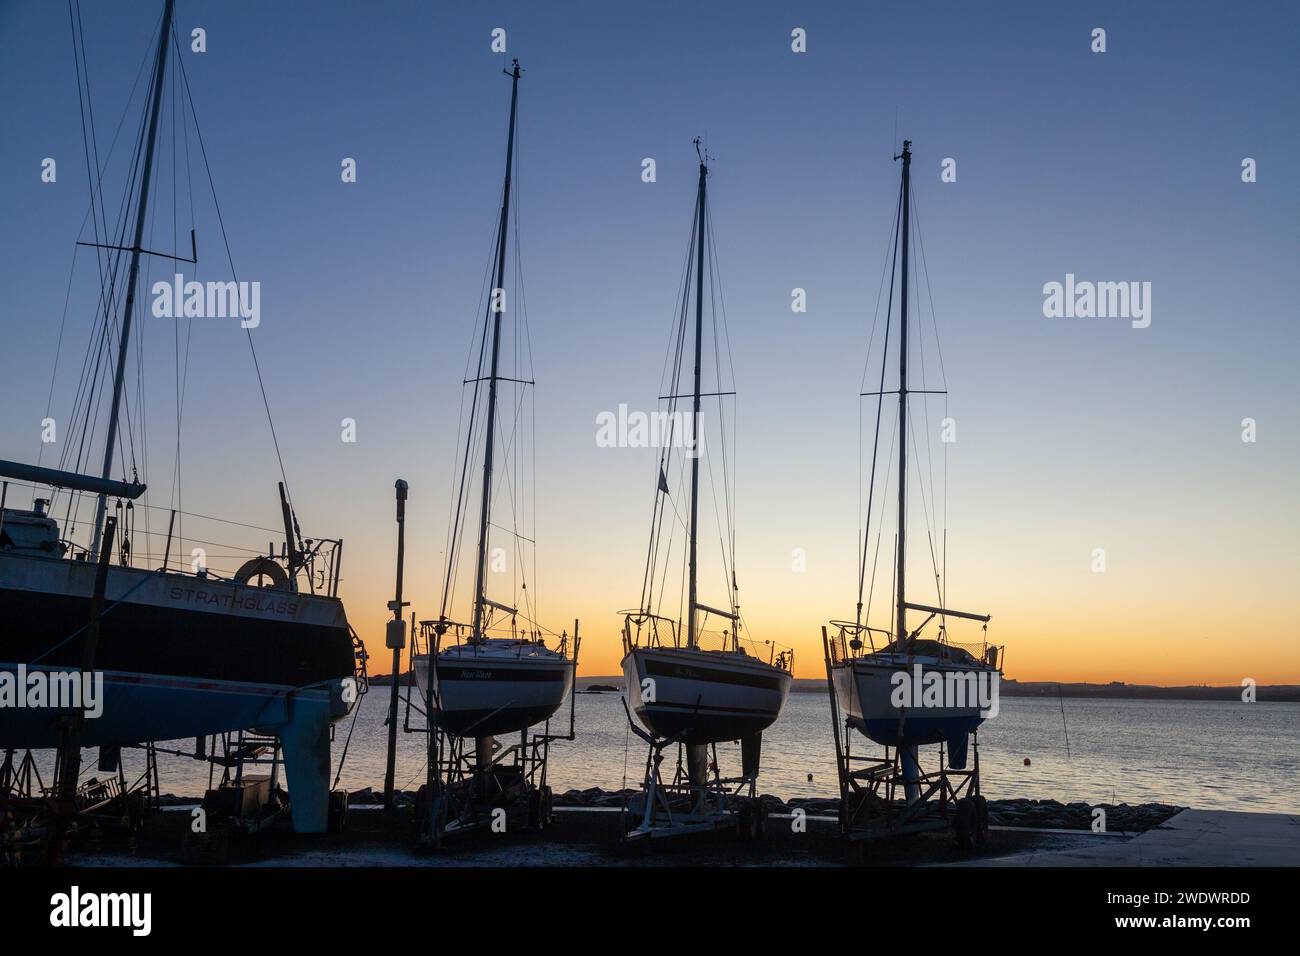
[168, 586, 298, 615]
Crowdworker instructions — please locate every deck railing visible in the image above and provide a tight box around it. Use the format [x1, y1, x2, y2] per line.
[621, 611, 794, 671]
[827, 619, 1004, 671]
[414, 615, 574, 663]
[0, 478, 344, 597]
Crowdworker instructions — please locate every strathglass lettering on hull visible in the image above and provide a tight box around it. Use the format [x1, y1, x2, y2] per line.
[167, 586, 299, 616]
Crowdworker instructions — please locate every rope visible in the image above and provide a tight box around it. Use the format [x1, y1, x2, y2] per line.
[330, 698, 363, 790]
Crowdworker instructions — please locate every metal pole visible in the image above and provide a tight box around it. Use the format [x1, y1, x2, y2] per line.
[471, 59, 521, 645]
[383, 479, 408, 819]
[90, 0, 175, 557]
[895, 140, 921, 806]
[895, 140, 911, 655]
[687, 146, 707, 652]
[161, 507, 176, 570]
[568, 619, 580, 740]
[685, 145, 709, 796]
[822, 627, 850, 830]
[47, 515, 117, 862]
[425, 626, 441, 846]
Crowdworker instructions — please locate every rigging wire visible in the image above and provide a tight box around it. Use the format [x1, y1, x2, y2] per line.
[907, 192, 944, 604]
[703, 183, 739, 629]
[910, 186, 951, 606]
[437, 82, 553, 640]
[56, 1, 159, 540]
[856, 160, 956, 633]
[639, 187, 698, 617]
[438, 205, 499, 620]
[858, 181, 902, 622]
[173, 43, 299, 533]
[51, 7, 329, 576]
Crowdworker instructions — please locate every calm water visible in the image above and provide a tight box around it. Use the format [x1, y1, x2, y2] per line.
[34, 688, 1299, 814]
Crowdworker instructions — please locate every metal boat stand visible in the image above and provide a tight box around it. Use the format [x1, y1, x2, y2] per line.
[405, 622, 580, 851]
[618, 699, 768, 846]
[823, 644, 989, 860]
[1, 743, 160, 864]
[174, 730, 293, 862]
[415, 728, 561, 848]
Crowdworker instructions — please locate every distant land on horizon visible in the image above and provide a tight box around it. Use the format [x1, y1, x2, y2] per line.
[363, 672, 1299, 703]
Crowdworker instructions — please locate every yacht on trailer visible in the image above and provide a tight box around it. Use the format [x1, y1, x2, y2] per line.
[620, 142, 793, 837]
[0, 0, 362, 833]
[412, 60, 577, 774]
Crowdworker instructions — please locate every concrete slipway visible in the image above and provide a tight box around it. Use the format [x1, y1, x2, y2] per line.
[944, 810, 1300, 867]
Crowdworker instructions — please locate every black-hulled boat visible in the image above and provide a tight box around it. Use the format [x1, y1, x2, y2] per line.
[0, 0, 361, 833]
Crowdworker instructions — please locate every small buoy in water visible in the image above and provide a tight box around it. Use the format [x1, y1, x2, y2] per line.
[1023, 757, 1032, 766]
[807, 773, 813, 782]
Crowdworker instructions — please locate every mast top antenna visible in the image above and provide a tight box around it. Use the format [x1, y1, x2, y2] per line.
[894, 139, 912, 162]
[505, 58, 521, 78]
[693, 136, 712, 169]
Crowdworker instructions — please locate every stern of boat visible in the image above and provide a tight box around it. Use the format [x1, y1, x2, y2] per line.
[411, 619, 577, 739]
[619, 612, 794, 745]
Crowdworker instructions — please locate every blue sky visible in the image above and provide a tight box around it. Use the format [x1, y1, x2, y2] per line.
[1, 1, 1297, 680]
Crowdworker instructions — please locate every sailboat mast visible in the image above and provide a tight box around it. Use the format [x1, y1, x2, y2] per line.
[89, 0, 174, 558]
[895, 140, 911, 648]
[471, 59, 521, 641]
[687, 146, 708, 650]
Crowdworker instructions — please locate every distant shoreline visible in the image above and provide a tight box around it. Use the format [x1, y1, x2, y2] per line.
[363, 672, 1299, 703]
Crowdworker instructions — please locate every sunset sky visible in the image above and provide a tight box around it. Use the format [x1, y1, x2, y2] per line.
[1, 1, 1296, 685]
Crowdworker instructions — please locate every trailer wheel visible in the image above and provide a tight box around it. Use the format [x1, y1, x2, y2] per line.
[953, 796, 976, 850]
[973, 795, 989, 847]
[845, 838, 868, 866]
[540, 785, 554, 829]
[527, 789, 543, 830]
[736, 801, 758, 842]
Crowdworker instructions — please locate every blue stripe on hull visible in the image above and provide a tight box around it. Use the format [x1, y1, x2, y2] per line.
[851, 713, 985, 747]
[633, 705, 779, 745]
[0, 666, 333, 748]
[435, 704, 565, 739]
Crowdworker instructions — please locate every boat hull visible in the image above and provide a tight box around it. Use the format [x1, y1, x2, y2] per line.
[412, 649, 574, 738]
[0, 664, 344, 747]
[831, 656, 997, 747]
[622, 646, 792, 745]
[0, 550, 358, 832]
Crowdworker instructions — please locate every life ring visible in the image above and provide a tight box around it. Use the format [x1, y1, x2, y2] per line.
[233, 556, 290, 589]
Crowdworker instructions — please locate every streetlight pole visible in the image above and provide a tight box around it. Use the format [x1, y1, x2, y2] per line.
[383, 479, 409, 820]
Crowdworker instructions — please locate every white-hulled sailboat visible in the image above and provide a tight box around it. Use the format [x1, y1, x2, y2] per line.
[620, 143, 792, 838]
[412, 61, 576, 775]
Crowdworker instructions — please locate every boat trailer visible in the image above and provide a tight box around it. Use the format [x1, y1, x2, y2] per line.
[1, 744, 159, 865]
[618, 699, 769, 847]
[404, 622, 580, 850]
